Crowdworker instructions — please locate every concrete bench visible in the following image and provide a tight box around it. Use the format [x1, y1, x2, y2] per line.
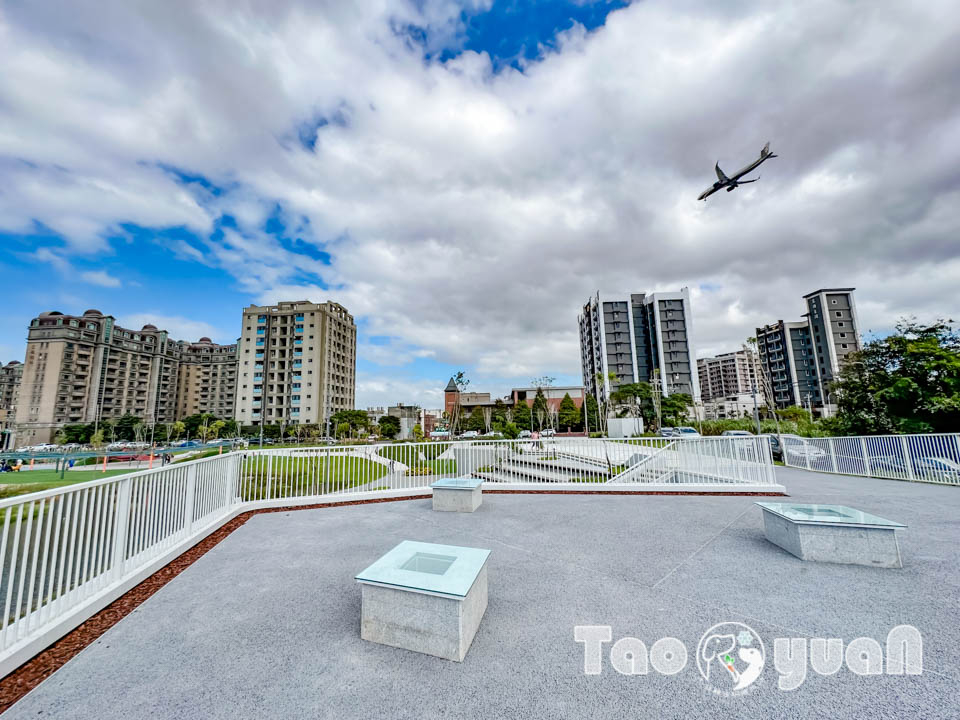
[431, 477, 483, 512]
[756, 502, 905, 568]
[355, 540, 490, 661]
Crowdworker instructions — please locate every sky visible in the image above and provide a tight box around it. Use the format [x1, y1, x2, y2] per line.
[1, 0, 959, 411]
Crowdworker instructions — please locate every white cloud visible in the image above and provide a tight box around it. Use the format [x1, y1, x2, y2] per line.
[355, 374, 446, 411]
[2, 0, 959, 390]
[79, 269, 121, 288]
[117, 313, 232, 344]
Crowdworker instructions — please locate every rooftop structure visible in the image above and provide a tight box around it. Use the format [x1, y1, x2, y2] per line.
[2, 462, 953, 719]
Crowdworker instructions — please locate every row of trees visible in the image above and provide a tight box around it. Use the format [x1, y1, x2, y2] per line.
[55, 413, 239, 447]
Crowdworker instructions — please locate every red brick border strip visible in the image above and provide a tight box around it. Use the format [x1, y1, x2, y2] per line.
[0, 494, 427, 714]
[0, 488, 784, 713]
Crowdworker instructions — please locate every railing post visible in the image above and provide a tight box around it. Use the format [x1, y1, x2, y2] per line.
[828, 438, 837, 473]
[266, 451, 274, 500]
[804, 441, 811, 471]
[901, 436, 916, 481]
[111, 477, 132, 580]
[184, 463, 198, 534]
[860, 437, 871, 477]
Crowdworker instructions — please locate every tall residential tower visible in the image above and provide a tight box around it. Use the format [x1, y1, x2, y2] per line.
[578, 288, 700, 403]
[235, 300, 356, 430]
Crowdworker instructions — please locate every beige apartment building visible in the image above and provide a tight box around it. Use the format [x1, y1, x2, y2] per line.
[14, 310, 237, 446]
[174, 338, 238, 419]
[234, 300, 356, 429]
[0, 360, 23, 450]
[697, 349, 764, 403]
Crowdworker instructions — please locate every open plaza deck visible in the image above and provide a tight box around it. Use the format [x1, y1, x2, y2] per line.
[4, 465, 957, 719]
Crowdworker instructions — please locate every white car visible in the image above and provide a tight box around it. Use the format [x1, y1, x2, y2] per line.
[518, 430, 532, 439]
[540, 428, 556, 437]
[460, 431, 479, 439]
[674, 426, 701, 440]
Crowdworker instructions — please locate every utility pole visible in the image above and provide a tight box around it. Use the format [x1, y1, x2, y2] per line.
[751, 382, 762, 435]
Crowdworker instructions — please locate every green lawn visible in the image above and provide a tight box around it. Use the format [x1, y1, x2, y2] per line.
[1, 468, 135, 485]
[405, 460, 457, 477]
[238, 455, 390, 500]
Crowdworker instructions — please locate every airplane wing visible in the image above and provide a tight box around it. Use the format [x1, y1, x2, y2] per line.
[715, 163, 729, 182]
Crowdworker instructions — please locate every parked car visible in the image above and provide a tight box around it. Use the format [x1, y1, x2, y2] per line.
[759, 434, 783, 460]
[675, 426, 702, 440]
[915, 457, 960, 482]
[518, 430, 532, 439]
[866, 455, 908, 476]
[721, 430, 754, 437]
[780, 434, 828, 462]
[540, 428, 556, 438]
[460, 431, 479, 439]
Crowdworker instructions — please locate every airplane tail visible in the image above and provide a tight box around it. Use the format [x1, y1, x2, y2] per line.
[762, 142, 777, 159]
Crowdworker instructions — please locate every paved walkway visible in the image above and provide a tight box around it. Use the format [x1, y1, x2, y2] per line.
[7, 467, 959, 719]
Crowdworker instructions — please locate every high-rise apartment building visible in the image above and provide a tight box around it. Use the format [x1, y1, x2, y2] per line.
[579, 288, 700, 403]
[0, 360, 23, 450]
[235, 300, 356, 428]
[756, 320, 820, 410]
[756, 288, 861, 415]
[803, 289, 861, 412]
[697, 349, 764, 402]
[14, 310, 237, 446]
[174, 338, 238, 419]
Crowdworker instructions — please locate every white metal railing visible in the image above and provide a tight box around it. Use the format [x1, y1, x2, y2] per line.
[0, 453, 241, 677]
[0, 436, 775, 677]
[781, 433, 960, 485]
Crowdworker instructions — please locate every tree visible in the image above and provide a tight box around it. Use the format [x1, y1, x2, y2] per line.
[512, 401, 531, 431]
[583, 394, 601, 433]
[500, 422, 520, 439]
[412, 424, 424, 442]
[832, 319, 960, 434]
[558, 393, 581, 432]
[170, 421, 186, 442]
[336, 421, 351, 439]
[448, 371, 470, 436]
[378, 414, 401, 439]
[208, 420, 226, 440]
[59, 423, 94, 444]
[611, 382, 654, 427]
[531, 388, 549, 431]
[90, 430, 105, 449]
[661, 393, 692, 427]
[330, 410, 369, 434]
[113, 413, 141, 441]
[466, 406, 486, 432]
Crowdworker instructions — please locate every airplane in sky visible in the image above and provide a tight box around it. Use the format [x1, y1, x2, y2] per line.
[698, 142, 777, 201]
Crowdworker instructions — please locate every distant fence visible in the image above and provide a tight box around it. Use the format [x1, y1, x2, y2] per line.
[781, 433, 960, 485]
[0, 436, 776, 678]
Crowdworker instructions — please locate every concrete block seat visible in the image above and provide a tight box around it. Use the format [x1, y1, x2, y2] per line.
[355, 540, 490, 661]
[431, 477, 483, 512]
[756, 502, 906, 568]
